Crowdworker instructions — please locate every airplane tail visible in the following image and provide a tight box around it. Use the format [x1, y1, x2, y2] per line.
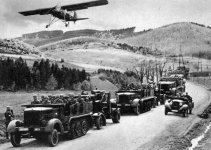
[71, 18, 89, 24]
[74, 18, 89, 20]
[71, 11, 88, 23]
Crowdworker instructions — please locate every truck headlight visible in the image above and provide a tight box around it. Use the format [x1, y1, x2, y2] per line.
[15, 121, 22, 127]
[41, 120, 47, 127]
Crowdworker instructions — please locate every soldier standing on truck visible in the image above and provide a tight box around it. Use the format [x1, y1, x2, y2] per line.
[31, 95, 40, 104]
[4, 106, 14, 139]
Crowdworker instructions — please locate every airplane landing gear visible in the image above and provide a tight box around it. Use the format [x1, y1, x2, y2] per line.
[46, 15, 59, 28]
[65, 22, 69, 27]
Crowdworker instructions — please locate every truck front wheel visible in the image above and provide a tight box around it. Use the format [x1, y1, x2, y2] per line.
[165, 108, 168, 115]
[11, 133, 21, 147]
[95, 116, 103, 130]
[48, 129, 59, 147]
[134, 105, 140, 115]
[112, 112, 120, 123]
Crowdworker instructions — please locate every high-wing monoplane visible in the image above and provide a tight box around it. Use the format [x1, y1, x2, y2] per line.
[19, 0, 108, 28]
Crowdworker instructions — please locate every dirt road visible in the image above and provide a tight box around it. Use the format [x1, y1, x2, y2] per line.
[0, 82, 209, 150]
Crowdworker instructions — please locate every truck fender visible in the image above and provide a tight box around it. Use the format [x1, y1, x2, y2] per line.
[7, 120, 22, 134]
[164, 102, 171, 110]
[179, 104, 189, 111]
[131, 98, 140, 107]
[92, 113, 106, 126]
[45, 118, 64, 134]
[111, 108, 120, 114]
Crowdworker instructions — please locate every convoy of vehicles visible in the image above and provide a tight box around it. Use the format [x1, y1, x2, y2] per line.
[7, 66, 192, 147]
[7, 91, 121, 147]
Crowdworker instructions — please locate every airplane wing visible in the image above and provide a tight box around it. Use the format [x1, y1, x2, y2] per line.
[19, 0, 108, 16]
[61, 0, 108, 11]
[19, 7, 54, 16]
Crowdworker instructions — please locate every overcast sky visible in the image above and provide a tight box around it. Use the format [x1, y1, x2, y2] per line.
[1, 0, 211, 38]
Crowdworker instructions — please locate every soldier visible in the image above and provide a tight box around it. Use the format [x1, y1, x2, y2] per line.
[48, 94, 53, 103]
[40, 95, 45, 103]
[31, 95, 40, 104]
[77, 94, 84, 103]
[4, 106, 14, 139]
[185, 92, 192, 102]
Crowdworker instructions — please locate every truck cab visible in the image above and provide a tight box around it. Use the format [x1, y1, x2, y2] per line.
[91, 90, 121, 128]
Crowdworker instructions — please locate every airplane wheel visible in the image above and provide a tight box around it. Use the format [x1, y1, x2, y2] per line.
[46, 25, 49, 28]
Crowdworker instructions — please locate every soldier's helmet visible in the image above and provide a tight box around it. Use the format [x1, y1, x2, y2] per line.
[41, 95, 45, 100]
[60, 94, 64, 98]
[33, 94, 38, 100]
[6, 106, 12, 111]
[68, 93, 75, 97]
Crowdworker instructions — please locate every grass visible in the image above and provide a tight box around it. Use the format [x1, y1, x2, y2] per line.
[119, 22, 211, 55]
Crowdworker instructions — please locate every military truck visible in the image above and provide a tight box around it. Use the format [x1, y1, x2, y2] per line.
[164, 96, 194, 117]
[160, 76, 185, 94]
[116, 84, 157, 115]
[176, 66, 190, 79]
[91, 90, 121, 129]
[7, 96, 95, 147]
[155, 81, 176, 104]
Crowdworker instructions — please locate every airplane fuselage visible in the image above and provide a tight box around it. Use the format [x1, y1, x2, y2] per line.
[51, 10, 74, 21]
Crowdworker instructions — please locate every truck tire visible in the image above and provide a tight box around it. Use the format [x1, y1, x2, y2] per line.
[165, 108, 168, 115]
[95, 116, 103, 130]
[182, 110, 187, 117]
[75, 121, 82, 137]
[134, 105, 140, 115]
[148, 102, 152, 111]
[11, 133, 21, 147]
[48, 129, 59, 147]
[81, 120, 88, 135]
[112, 112, 120, 123]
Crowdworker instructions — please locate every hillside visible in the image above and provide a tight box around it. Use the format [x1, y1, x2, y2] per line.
[17, 28, 136, 47]
[0, 39, 41, 56]
[120, 22, 211, 55]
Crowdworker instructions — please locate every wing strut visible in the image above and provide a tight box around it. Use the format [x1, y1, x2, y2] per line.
[46, 15, 59, 28]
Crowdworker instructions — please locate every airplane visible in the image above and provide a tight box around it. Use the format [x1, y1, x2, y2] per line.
[19, 0, 108, 28]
